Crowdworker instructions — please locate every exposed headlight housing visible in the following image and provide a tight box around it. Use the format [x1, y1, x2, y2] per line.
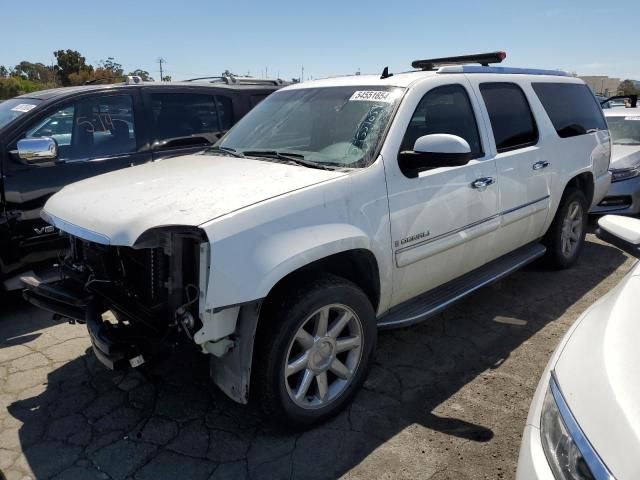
[610, 166, 640, 183]
[540, 374, 614, 480]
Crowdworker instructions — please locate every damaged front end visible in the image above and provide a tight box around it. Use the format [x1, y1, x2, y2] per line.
[23, 227, 209, 370]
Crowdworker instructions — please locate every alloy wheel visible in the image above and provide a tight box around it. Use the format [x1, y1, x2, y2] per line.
[284, 304, 363, 409]
[560, 200, 583, 258]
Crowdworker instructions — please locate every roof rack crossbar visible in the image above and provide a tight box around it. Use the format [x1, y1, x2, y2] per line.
[412, 51, 507, 71]
[437, 66, 569, 77]
[183, 75, 286, 86]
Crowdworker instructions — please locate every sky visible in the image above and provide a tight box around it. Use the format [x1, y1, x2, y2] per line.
[3, 0, 639, 82]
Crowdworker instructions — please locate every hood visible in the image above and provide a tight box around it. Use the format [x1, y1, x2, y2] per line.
[43, 154, 345, 246]
[610, 144, 640, 169]
[554, 262, 640, 479]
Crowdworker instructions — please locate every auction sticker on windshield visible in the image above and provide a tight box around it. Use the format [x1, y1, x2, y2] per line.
[349, 91, 394, 102]
[11, 104, 37, 113]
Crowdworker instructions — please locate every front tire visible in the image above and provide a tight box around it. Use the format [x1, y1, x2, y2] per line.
[543, 189, 588, 269]
[253, 275, 376, 427]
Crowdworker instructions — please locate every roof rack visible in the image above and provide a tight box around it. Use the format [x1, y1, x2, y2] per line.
[412, 51, 507, 71]
[184, 75, 287, 86]
[436, 65, 568, 77]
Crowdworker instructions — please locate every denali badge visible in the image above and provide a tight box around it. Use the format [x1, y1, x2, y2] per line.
[395, 231, 429, 248]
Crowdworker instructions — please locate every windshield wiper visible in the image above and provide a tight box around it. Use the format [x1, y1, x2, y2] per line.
[242, 150, 334, 171]
[206, 146, 245, 158]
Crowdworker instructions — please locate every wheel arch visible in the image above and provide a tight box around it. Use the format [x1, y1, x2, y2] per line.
[261, 248, 381, 316]
[564, 171, 594, 206]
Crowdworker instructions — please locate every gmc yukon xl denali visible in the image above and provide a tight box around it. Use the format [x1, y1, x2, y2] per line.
[23, 53, 611, 426]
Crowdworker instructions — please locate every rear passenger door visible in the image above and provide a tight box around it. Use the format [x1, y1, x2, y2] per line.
[143, 89, 235, 160]
[470, 80, 552, 259]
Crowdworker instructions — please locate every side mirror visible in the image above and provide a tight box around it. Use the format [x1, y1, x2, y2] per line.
[399, 134, 472, 178]
[16, 137, 58, 165]
[596, 215, 640, 258]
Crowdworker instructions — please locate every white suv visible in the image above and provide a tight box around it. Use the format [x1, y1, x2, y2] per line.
[24, 52, 611, 426]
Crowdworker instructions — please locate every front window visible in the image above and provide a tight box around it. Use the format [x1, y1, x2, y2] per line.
[15, 94, 137, 161]
[0, 98, 41, 129]
[607, 116, 640, 145]
[216, 86, 404, 169]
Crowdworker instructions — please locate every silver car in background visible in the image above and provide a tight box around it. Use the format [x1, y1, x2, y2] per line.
[591, 102, 640, 215]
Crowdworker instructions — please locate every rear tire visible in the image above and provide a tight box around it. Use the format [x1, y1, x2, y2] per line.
[252, 274, 376, 427]
[543, 189, 588, 269]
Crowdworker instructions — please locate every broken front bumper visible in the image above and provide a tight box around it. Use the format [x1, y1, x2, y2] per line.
[22, 275, 149, 371]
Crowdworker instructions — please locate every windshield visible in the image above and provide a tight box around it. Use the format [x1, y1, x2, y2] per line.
[607, 116, 640, 145]
[216, 86, 404, 168]
[0, 98, 41, 129]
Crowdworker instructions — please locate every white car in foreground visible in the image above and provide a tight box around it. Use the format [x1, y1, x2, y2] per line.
[517, 214, 640, 479]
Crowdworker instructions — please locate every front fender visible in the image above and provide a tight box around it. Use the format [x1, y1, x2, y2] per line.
[206, 223, 372, 309]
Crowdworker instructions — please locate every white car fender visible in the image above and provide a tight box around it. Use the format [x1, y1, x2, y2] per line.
[199, 163, 393, 317]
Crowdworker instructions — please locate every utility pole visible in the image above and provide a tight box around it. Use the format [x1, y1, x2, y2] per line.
[301, 65, 304, 82]
[157, 57, 166, 81]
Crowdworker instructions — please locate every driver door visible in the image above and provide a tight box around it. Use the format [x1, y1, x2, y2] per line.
[384, 79, 498, 306]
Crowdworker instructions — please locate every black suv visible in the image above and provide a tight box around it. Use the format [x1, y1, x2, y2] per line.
[0, 77, 286, 291]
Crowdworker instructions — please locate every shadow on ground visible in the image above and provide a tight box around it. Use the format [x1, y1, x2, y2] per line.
[2, 238, 630, 479]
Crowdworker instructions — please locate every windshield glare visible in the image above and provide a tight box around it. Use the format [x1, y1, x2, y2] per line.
[608, 116, 640, 145]
[217, 86, 404, 168]
[0, 98, 41, 129]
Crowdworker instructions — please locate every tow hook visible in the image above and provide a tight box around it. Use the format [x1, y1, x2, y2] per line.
[177, 310, 196, 341]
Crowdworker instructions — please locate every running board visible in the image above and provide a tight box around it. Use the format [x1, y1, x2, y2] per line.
[377, 243, 546, 329]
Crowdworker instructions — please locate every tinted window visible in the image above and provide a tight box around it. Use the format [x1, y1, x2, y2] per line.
[400, 84, 483, 158]
[532, 83, 607, 138]
[20, 94, 136, 161]
[480, 83, 538, 152]
[216, 96, 233, 131]
[250, 94, 269, 108]
[149, 93, 232, 148]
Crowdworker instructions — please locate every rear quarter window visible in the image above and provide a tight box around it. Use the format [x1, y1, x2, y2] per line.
[532, 83, 607, 138]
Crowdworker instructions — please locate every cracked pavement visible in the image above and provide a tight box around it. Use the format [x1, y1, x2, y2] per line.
[0, 235, 633, 480]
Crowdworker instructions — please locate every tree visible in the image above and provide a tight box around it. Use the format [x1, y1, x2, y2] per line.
[99, 57, 124, 77]
[13, 61, 56, 84]
[0, 66, 8, 78]
[0, 76, 46, 100]
[618, 79, 639, 96]
[53, 49, 93, 86]
[128, 69, 154, 81]
[161, 75, 172, 82]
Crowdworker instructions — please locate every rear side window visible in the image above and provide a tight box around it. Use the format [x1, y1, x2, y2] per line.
[480, 83, 538, 153]
[149, 92, 233, 148]
[532, 83, 607, 138]
[250, 94, 269, 108]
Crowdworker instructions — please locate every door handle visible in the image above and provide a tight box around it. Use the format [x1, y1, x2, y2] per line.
[471, 177, 495, 191]
[532, 161, 550, 170]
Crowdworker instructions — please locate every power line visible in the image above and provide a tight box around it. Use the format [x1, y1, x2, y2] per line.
[157, 57, 166, 81]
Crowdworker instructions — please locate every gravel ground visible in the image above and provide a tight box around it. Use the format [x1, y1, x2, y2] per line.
[0, 234, 633, 480]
